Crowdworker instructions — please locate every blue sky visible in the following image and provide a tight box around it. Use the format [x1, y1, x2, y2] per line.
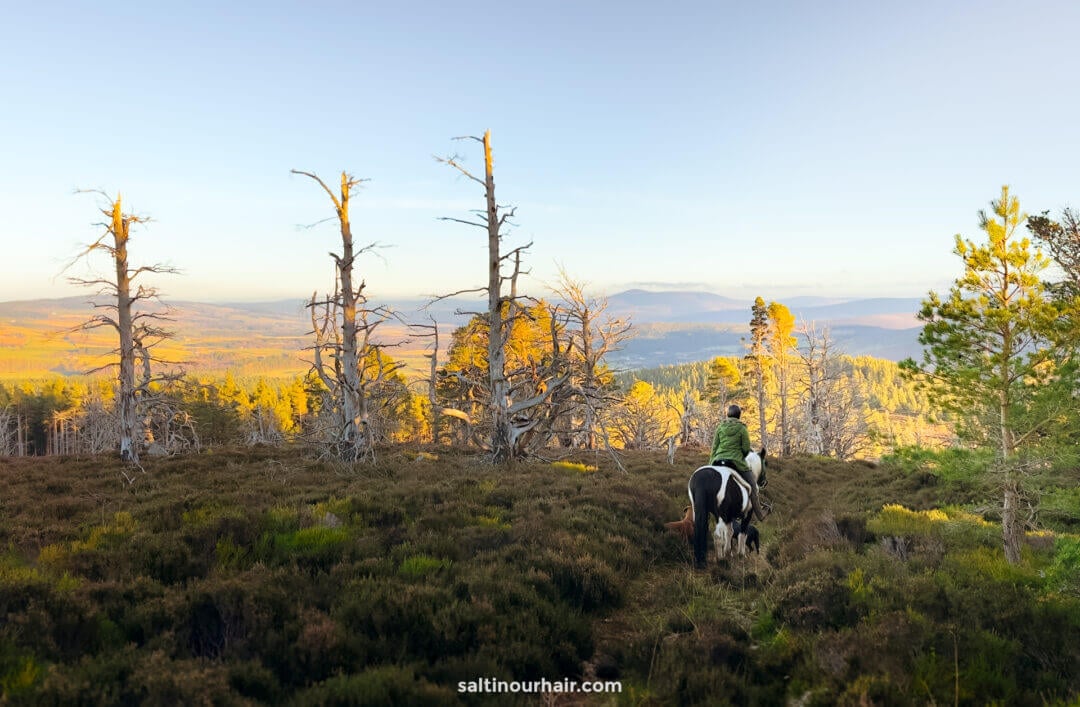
[2, 1, 1077, 304]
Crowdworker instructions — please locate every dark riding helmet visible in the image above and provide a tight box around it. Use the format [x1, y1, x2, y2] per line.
[727, 404, 742, 419]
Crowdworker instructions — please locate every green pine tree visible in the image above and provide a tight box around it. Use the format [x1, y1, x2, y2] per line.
[902, 186, 1078, 564]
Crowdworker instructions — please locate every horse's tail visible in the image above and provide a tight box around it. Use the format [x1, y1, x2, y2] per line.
[690, 471, 710, 568]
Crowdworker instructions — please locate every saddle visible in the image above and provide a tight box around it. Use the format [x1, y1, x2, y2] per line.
[705, 460, 754, 494]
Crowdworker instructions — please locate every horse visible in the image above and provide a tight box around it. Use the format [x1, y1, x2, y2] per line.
[688, 448, 766, 567]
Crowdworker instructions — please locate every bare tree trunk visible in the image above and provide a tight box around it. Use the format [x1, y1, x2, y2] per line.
[1002, 477, 1022, 564]
[66, 192, 181, 464]
[426, 322, 442, 444]
[483, 132, 512, 463]
[110, 199, 139, 461]
[999, 380, 1023, 563]
[337, 173, 363, 451]
[998, 327, 1024, 564]
[581, 304, 596, 450]
[438, 132, 582, 462]
[295, 170, 402, 461]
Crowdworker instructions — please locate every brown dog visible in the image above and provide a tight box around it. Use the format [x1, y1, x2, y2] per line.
[664, 505, 695, 542]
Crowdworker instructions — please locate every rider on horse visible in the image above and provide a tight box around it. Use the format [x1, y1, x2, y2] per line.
[709, 404, 768, 522]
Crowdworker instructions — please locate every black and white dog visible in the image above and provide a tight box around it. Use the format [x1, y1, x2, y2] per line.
[732, 518, 760, 554]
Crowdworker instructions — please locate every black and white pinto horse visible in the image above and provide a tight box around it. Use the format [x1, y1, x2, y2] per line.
[688, 449, 766, 567]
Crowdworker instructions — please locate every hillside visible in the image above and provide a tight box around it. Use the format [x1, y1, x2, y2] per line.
[0, 291, 925, 382]
[0, 297, 468, 380]
[0, 447, 1076, 704]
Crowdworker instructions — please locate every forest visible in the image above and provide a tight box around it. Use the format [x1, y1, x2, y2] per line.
[2, 146, 1080, 704]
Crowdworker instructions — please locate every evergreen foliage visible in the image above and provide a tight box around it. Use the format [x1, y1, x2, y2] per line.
[903, 186, 1080, 563]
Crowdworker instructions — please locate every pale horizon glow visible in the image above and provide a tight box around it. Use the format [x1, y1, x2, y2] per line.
[2, 2, 1077, 306]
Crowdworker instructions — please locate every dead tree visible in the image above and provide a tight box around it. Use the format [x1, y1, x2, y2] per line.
[48, 409, 80, 455]
[409, 316, 469, 444]
[796, 323, 867, 459]
[549, 268, 633, 450]
[64, 192, 180, 463]
[0, 407, 18, 456]
[75, 395, 119, 454]
[436, 130, 568, 463]
[292, 170, 403, 461]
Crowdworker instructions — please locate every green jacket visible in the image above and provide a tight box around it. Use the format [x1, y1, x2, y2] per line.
[709, 417, 751, 473]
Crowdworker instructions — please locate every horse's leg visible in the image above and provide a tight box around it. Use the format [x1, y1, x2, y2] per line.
[714, 521, 728, 560]
[737, 527, 747, 556]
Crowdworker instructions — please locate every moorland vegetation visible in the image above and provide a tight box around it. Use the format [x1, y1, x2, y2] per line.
[1, 446, 1078, 704]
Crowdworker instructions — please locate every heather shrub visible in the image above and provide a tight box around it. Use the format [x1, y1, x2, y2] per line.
[398, 554, 451, 578]
[135, 533, 210, 585]
[868, 503, 998, 549]
[0, 651, 41, 701]
[538, 550, 622, 610]
[771, 552, 859, 631]
[2, 446, 1076, 704]
[291, 665, 459, 707]
[228, 659, 282, 703]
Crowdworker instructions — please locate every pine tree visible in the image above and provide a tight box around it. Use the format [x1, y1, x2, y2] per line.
[903, 186, 1077, 564]
[747, 297, 770, 449]
[706, 357, 742, 407]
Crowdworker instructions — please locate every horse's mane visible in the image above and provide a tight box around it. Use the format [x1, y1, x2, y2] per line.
[746, 451, 762, 478]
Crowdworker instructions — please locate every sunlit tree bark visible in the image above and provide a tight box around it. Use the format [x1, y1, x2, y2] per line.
[293, 170, 403, 461]
[65, 192, 180, 463]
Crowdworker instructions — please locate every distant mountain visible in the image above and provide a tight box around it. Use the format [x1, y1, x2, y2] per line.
[604, 290, 921, 330]
[607, 321, 923, 370]
[607, 289, 747, 315]
[597, 290, 925, 368]
[789, 297, 924, 321]
[216, 299, 309, 317]
[782, 295, 852, 307]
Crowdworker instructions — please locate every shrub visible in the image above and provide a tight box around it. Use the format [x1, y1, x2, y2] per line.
[1039, 487, 1080, 532]
[399, 554, 452, 578]
[228, 660, 282, 703]
[1042, 535, 1080, 597]
[539, 551, 621, 611]
[868, 504, 997, 550]
[772, 557, 858, 631]
[0, 653, 40, 701]
[291, 666, 459, 707]
[551, 460, 598, 473]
